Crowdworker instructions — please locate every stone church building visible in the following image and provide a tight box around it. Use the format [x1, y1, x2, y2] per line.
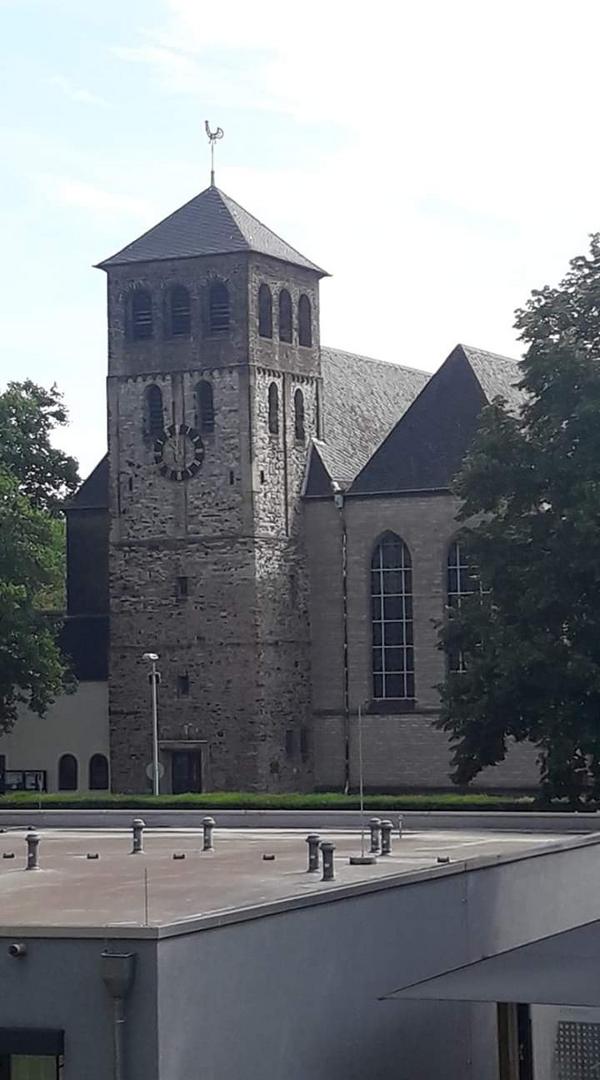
[1, 184, 537, 794]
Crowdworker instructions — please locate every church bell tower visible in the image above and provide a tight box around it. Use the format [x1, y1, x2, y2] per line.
[98, 183, 327, 793]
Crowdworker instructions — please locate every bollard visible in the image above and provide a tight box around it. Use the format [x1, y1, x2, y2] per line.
[131, 818, 145, 855]
[320, 841, 336, 882]
[380, 820, 393, 856]
[397, 815, 404, 839]
[202, 817, 216, 852]
[306, 834, 321, 873]
[369, 818, 382, 855]
[25, 831, 40, 871]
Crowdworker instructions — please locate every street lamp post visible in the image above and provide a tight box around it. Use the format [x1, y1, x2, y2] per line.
[142, 653, 160, 796]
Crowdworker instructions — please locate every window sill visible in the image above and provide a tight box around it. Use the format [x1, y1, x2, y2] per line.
[367, 699, 416, 715]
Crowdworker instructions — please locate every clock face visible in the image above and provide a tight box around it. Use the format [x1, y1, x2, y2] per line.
[153, 424, 204, 481]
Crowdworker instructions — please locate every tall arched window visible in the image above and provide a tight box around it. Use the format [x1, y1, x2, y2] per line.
[209, 282, 230, 334]
[89, 753, 109, 791]
[298, 294, 312, 347]
[196, 380, 215, 434]
[371, 533, 414, 700]
[278, 289, 293, 343]
[258, 284, 273, 338]
[294, 388, 305, 442]
[58, 753, 78, 792]
[131, 289, 153, 340]
[144, 384, 164, 441]
[447, 539, 478, 673]
[268, 382, 279, 435]
[169, 285, 191, 337]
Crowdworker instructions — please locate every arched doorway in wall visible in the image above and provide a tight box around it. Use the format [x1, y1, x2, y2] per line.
[88, 753, 109, 791]
[58, 754, 78, 792]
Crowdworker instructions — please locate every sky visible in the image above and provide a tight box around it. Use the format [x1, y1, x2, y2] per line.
[2, 0, 600, 475]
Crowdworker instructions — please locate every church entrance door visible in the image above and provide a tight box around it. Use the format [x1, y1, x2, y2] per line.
[171, 750, 203, 794]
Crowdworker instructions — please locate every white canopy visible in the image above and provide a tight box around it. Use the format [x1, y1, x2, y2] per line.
[383, 919, 600, 1007]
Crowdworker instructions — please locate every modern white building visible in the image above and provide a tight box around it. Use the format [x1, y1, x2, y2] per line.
[0, 816, 598, 1078]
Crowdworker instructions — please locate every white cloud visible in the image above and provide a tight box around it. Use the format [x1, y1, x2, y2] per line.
[37, 175, 156, 217]
[106, 0, 600, 369]
[49, 75, 111, 108]
[23, 0, 600, 477]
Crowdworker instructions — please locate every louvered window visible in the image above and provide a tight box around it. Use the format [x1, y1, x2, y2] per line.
[279, 289, 293, 343]
[131, 289, 153, 340]
[170, 285, 191, 337]
[209, 282, 230, 334]
[259, 284, 273, 338]
[298, 294, 312, 347]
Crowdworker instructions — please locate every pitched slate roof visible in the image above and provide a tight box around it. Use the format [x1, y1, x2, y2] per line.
[97, 186, 326, 275]
[349, 344, 523, 496]
[461, 344, 524, 412]
[66, 455, 108, 510]
[313, 347, 430, 490]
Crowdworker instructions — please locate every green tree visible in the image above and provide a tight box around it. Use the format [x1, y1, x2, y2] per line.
[437, 234, 600, 804]
[0, 380, 79, 730]
[0, 380, 79, 513]
[0, 468, 73, 731]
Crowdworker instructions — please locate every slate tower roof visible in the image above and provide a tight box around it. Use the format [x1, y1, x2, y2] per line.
[97, 185, 327, 274]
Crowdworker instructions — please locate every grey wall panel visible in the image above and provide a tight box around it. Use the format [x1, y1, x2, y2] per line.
[0, 938, 158, 1080]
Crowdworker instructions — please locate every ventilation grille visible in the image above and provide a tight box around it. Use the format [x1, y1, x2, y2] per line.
[556, 1020, 600, 1078]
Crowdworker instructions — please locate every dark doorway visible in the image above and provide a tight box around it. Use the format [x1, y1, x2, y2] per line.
[498, 1003, 533, 1080]
[171, 751, 202, 794]
[58, 754, 78, 792]
[88, 753, 109, 791]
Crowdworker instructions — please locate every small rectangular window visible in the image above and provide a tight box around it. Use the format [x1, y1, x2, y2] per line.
[300, 726, 309, 763]
[177, 674, 190, 697]
[176, 576, 189, 599]
[7, 1055, 60, 1079]
[285, 730, 295, 757]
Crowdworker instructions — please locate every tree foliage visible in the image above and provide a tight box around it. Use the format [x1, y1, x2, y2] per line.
[0, 380, 79, 513]
[0, 469, 73, 730]
[0, 380, 79, 731]
[437, 234, 600, 803]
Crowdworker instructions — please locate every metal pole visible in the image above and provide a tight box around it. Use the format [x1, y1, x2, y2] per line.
[358, 704, 365, 859]
[113, 996, 126, 1080]
[150, 660, 159, 796]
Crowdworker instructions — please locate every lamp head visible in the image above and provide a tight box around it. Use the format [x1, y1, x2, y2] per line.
[142, 652, 159, 662]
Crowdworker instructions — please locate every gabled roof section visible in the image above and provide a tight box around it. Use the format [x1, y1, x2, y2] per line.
[304, 442, 335, 497]
[66, 455, 108, 510]
[349, 344, 522, 496]
[97, 186, 327, 275]
[305, 347, 429, 494]
[461, 344, 524, 412]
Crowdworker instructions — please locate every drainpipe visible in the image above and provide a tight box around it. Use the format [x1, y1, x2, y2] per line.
[333, 485, 350, 794]
[101, 951, 136, 1080]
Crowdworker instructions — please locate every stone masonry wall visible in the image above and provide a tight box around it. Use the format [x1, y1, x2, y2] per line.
[305, 492, 540, 791]
[106, 249, 323, 793]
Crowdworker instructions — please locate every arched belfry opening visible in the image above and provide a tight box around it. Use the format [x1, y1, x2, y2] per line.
[259, 284, 273, 338]
[209, 282, 230, 334]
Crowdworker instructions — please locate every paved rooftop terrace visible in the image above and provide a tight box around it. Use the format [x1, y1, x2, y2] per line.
[0, 825, 590, 936]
